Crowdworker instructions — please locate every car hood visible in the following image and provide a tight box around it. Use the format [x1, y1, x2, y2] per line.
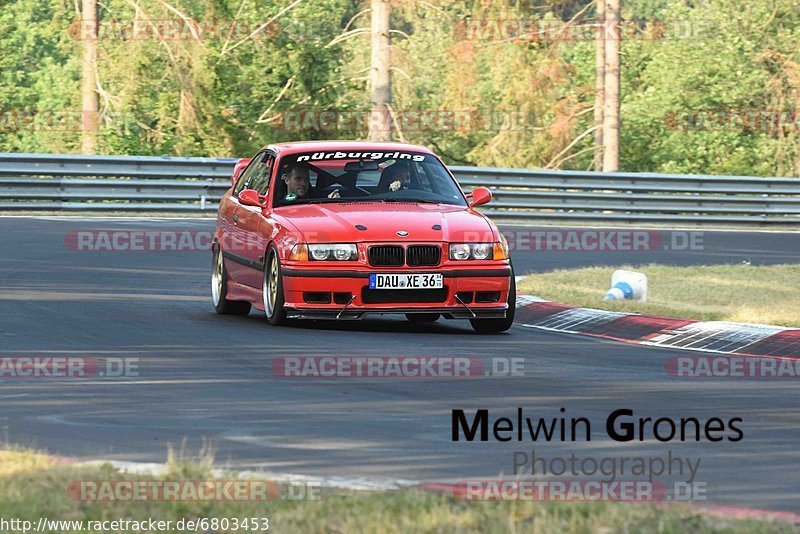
[274, 202, 496, 243]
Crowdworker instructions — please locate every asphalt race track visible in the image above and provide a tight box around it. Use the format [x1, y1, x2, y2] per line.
[1, 217, 799, 511]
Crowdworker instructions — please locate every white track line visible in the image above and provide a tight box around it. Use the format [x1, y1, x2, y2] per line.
[76, 460, 419, 491]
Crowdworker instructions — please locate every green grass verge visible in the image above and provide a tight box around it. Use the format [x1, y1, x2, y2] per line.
[517, 264, 800, 327]
[0, 448, 793, 533]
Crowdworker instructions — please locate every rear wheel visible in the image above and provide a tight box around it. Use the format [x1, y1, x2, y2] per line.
[263, 247, 286, 325]
[470, 266, 515, 334]
[212, 246, 251, 315]
[406, 313, 440, 323]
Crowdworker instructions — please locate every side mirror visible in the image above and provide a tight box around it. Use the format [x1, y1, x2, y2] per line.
[468, 186, 492, 207]
[238, 189, 266, 208]
[232, 157, 252, 185]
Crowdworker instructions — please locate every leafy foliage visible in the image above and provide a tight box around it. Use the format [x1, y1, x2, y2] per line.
[0, 0, 797, 176]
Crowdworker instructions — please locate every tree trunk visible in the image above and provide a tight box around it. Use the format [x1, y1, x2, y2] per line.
[602, 0, 620, 172]
[593, 0, 605, 171]
[81, 0, 99, 154]
[369, 0, 392, 142]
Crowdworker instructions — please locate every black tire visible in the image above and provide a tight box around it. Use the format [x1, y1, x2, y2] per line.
[211, 246, 251, 315]
[406, 313, 440, 323]
[470, 266, 516, 334]
[263, 247, 287, 325]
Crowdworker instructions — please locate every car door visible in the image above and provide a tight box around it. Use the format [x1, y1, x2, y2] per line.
[230, 152, 276, 288]
[220, 151, 270, 287]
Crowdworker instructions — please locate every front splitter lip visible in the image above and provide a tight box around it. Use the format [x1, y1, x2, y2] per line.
[282, 267, 512, 278]
[284, 307, 508, 320]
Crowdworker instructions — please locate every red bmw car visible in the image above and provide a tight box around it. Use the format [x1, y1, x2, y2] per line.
[212, 141, 515, 333]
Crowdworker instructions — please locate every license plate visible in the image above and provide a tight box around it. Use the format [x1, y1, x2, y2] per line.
[369, 273, 443, 290]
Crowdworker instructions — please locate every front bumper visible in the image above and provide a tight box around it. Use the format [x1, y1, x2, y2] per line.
[281, 265, 512, 320]
[284, 307, 508, 320]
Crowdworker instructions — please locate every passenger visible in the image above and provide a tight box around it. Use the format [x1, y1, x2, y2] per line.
[378, 162, 412, 193]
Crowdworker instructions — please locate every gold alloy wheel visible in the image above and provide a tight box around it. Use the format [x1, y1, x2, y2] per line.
[264, 253, 278, 317]
[211, 248, 223, 306]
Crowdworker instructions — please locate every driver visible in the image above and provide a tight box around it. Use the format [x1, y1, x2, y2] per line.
[283, 164, 340, 201]
[283, 165, 311, 200]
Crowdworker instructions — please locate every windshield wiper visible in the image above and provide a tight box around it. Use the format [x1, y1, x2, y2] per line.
[381, 198, 442, 204]
[295, 197, 443, 205]
[296, 198, 347, 204]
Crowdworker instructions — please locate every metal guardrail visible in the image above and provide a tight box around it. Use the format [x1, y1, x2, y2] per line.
[0, 153, 798, 225]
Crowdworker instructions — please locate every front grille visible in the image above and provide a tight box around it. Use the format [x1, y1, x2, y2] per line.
[368, 245, 404, 267]
[368, 244, 442, 267]
[361, 287, 448, 304]
[407, 245, 441, 267]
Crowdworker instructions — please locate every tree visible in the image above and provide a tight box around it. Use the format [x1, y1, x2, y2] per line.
[593, 0, 604, 170]
[80, 0, 98, 154]
[369, 0, 392, 141]
[601, 0, 620, 171]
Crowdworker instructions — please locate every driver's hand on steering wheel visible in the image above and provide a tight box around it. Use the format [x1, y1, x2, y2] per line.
[327, 189, 341, 199]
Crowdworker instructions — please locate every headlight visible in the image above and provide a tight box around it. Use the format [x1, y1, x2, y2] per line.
[308, 244, 358, 261]
[472, 243, 492, 260]
[310, 246, 330, 261]
[333, 245, 355, 261]
[449, 243, 496, 260]
[450, 243, 471, 260]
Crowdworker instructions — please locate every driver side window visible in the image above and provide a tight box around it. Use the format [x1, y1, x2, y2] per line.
[233, 152, 267, 195]
[249, 155, 274, 195]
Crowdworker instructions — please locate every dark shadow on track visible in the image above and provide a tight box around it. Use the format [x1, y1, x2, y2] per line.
[236, 312, 481, 335]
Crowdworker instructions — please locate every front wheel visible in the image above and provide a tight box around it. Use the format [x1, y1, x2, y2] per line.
[212, 246, 251, 315]
[263, 247, 287, 325]
[470, 267, 515, 334]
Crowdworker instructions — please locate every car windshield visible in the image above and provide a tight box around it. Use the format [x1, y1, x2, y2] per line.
[273, 150, 467, 207]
